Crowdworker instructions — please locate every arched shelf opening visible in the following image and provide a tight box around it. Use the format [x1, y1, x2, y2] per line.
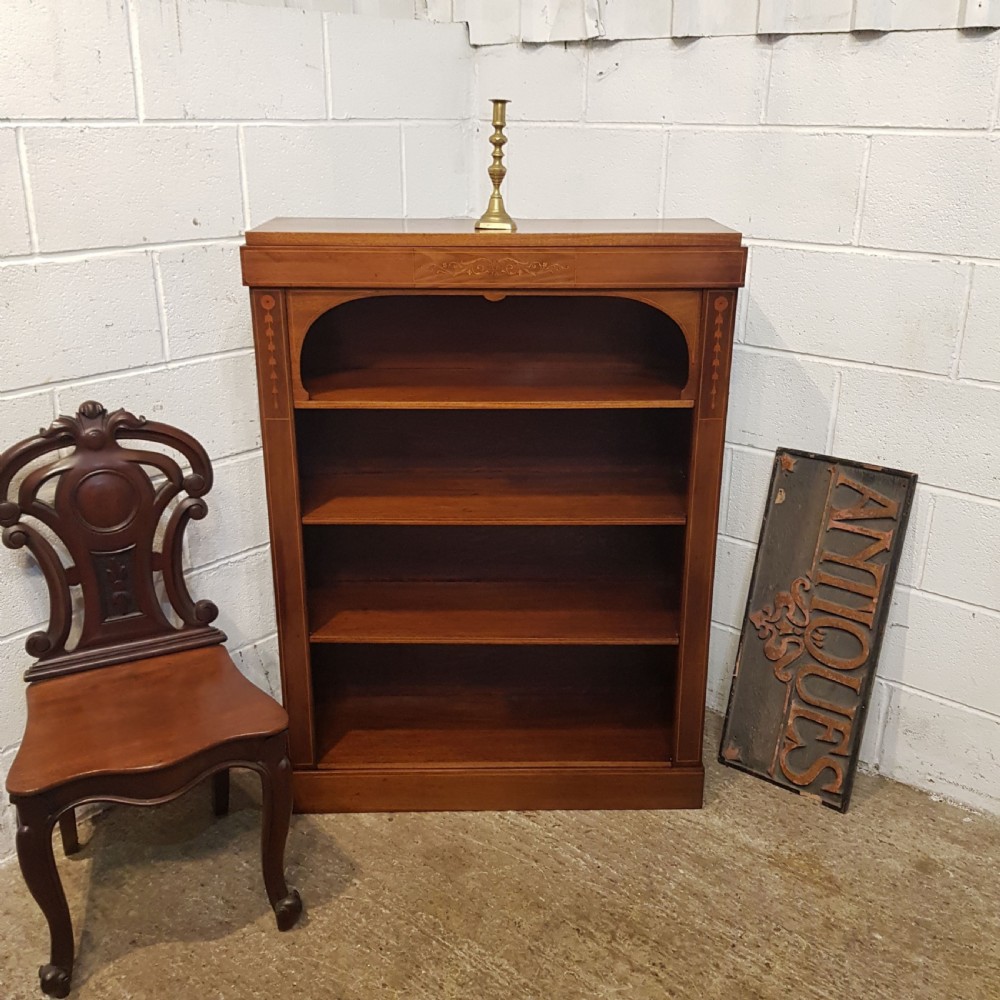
[296, 294, 692, 408]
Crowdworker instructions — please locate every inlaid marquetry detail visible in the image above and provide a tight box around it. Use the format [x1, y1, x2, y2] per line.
[253, 290, 290, 418]
[436, 257, 570, 279]
[261, 294, 280, 413]
[710, 295, 729, 412]
[414, 252, 575, 286]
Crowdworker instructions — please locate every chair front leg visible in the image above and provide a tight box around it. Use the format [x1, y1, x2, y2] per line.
[257, 739, 302, 931]
[15, 800, 74, 998]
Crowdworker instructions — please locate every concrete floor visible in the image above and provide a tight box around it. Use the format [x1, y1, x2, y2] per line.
[1, 717, 998, 1000]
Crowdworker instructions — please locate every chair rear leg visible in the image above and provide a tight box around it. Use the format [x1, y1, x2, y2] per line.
[58, 809, 79, 856]
[212, 768, 230, 817]
[257, 742, 302, 931]
[15, 802, 74, 998]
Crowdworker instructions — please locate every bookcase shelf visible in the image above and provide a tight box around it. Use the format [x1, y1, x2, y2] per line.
[300, 468, 689, 526]
[312, 646, 677, 770]
[308, 582, 681, 645]
[295, 365, 694, 409]
[244, 218, 745, 812]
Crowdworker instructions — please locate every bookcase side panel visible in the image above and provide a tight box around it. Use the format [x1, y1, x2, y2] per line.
[674, 288, 738, 767]
[250, 288, 315, 766]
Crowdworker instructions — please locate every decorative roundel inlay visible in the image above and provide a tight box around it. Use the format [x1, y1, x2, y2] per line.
[73, 470, 141, 533]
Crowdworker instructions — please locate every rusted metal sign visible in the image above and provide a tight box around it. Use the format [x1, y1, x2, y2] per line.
[719, 449, 916, 812]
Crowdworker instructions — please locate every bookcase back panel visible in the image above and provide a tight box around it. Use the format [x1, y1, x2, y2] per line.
[303, 525, 683, 586]
[295, 408, 691, 471]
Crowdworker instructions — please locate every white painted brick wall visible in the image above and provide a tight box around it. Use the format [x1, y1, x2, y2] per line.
[725, 350, 838, 453]
[185, 453, 271, 568]
[879, 688, 1000, 812]
[326, 15, 471, 119]
[505, 125, 664, 217]
[402, 122, 474, 217]
[23, 126, 244, 251]
[476, 43, 587, 122]
[3, 4, 1000, 860]
[587, 36, 768, 125]
[0, 1, 135, 119]
[1, 256, 163, 387]
[767, 31, 999, 129]
[882, 590, 1000, 717]
[663, 130, 868, 243]
[242, 124, 404, 223]
[136, 0, 327, 120]
[156, 244, 250, 359]
[861, 136, 1000, 257]
[833, 372, 1000, 501]
[960, 266, 1000, 383]
[744, 247, 966, 373]
[920, 495, 1000, 611]
[723, 446, 774, 543]
[0, 132, 30, 255]
[710, 539, 756, 629]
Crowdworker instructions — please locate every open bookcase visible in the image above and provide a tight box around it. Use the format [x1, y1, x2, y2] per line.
[242, 219, 745, 811]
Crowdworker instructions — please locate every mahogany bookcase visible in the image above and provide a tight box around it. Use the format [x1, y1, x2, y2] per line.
[241, 219, 746, 812]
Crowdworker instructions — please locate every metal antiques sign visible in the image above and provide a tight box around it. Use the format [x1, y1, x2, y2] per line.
[719, 450, 916, 812]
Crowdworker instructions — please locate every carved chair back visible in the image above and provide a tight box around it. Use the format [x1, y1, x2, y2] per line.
[0, 401, 225, 681]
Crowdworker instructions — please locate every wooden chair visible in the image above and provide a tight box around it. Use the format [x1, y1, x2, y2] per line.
[0, 401, 302, 998]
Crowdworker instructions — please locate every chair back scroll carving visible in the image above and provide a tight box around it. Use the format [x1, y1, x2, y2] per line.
[0, 401, 226, 681]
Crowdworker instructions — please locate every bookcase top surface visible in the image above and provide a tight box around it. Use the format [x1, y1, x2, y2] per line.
[245, 217, 743, 248]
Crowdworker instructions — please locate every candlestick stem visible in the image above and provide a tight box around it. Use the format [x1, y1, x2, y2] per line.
[476, 98, 517, 233]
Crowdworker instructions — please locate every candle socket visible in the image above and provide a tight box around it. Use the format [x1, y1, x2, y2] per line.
[476, 98, 517, 233]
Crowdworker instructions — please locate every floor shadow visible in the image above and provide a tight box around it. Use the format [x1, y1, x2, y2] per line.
[64, 770, 355, 991]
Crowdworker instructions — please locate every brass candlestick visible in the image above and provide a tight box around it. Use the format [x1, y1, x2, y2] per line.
[476, 98, 517, 232]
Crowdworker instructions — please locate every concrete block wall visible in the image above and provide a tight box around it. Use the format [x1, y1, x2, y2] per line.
[0, 0, 473, 857]
[2, 1, 1000, 859]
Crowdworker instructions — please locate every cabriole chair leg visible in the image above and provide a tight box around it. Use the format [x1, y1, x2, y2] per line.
[258, 746, 302, 931]
[15, 803, 74, 998]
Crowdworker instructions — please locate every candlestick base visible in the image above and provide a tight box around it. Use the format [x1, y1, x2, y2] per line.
[475, 214, 517, 233]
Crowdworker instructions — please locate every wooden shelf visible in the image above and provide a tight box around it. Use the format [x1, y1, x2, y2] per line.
[309, 581, 680, 645]
[301, 466, 688, 525]
[317, 698, 673, 769]
[297, 363, 692, 409]
[312, 646, 676, 769]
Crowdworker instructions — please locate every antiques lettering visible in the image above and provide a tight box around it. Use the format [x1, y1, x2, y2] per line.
[750, 473, 899, 796]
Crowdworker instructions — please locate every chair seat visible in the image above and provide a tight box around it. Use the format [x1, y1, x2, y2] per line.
[6, 645, 289, 798]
